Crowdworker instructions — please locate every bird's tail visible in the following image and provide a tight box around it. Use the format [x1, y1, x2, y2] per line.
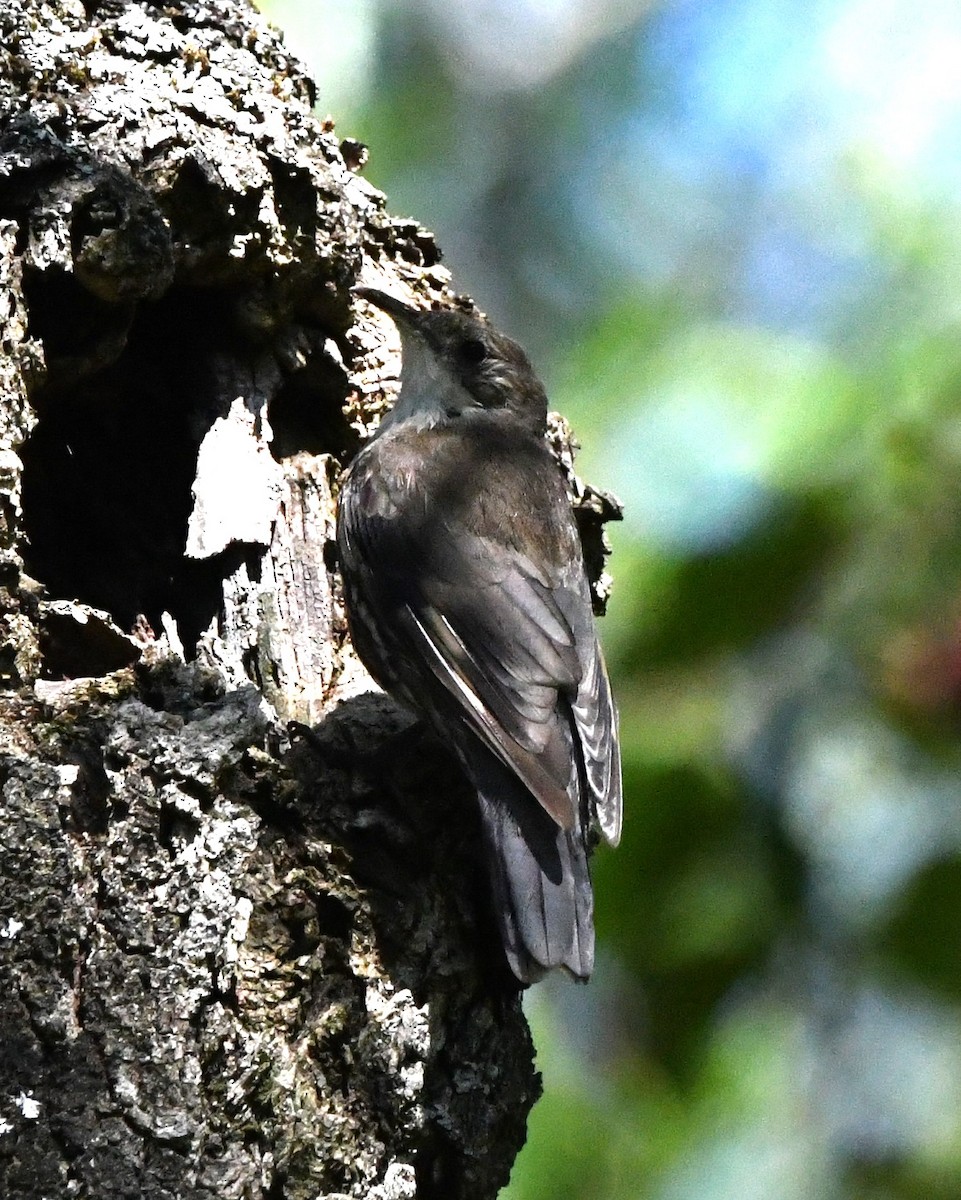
[469, 756, 595, 984]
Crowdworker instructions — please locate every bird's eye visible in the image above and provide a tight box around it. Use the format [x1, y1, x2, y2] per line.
[458, 337, 488, 366]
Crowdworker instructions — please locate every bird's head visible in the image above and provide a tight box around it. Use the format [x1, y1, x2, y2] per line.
[354, 287, 549, 437]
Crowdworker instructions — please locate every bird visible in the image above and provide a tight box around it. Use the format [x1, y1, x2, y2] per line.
[336, 287, 622, 984]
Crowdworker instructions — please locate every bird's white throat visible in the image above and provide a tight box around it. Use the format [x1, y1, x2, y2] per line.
[379, 326, 474, 431]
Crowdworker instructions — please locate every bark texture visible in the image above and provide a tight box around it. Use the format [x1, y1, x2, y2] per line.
[0, 2, 619, 1198]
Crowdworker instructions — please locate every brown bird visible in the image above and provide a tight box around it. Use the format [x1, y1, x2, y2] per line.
[337, 288, 622, 983]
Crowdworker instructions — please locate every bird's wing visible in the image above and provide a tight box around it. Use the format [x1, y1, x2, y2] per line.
[404, 534, 582, 830]
[569, 621, 622, 846]
[340, 470, 621, 842]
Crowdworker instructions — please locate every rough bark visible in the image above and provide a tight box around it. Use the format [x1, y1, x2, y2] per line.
[0, 2, 619, 1198]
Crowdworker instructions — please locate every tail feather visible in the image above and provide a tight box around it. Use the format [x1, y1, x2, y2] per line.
[469, 755, 595, 983]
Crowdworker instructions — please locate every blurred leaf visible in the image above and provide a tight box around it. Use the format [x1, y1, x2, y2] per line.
[882, 858, 961, 1001]
[595, 762, 785, 1073]
[506, 1084, 614, 1200]
[639, 324, 866, 491]
[652, 843, 779, 970]
[613, 493, 842, 669]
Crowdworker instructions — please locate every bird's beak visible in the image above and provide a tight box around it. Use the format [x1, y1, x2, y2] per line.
[352, 286, 418, 326]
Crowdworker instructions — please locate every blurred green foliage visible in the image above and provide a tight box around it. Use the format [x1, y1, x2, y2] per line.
[261, 1, 961, 1195]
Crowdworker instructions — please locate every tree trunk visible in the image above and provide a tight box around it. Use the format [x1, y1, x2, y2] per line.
[0, 2, 618, 1197]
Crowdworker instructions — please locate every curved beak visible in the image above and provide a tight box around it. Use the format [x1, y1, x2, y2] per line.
[352, 286, 419, 326]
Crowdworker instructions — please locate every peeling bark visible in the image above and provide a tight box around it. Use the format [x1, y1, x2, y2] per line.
[0, 2, 619, 1197]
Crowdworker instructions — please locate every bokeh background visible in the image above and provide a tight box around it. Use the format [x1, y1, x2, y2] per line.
[257, 2, 961, 1196]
